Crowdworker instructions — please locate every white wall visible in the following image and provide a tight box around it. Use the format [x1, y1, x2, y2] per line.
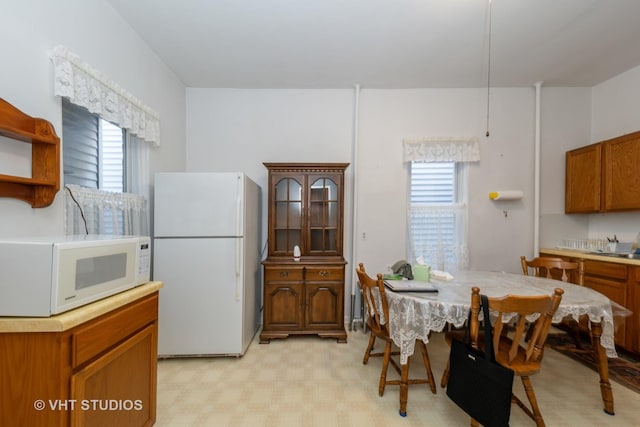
[186, 88, 354, 181]
[0, 0, 186, 237]
[186, 88, 357, 318]
[185, 88, 356, 259]
[536, 69, 640, 248]
[587, 65, 640, 243]
[592, 66, 640, 141]
[186, 85, 563, 322]
[355, 87, 538, 275]
[536, 65, 640, 246]
[538, 87, 591, 248]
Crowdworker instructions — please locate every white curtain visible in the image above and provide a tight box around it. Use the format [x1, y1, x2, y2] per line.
[51, 45, 161, 146]
[65, 184, 148, 236]
[403, 137, 480, 162]
[404, 137, 479, 272]
[127, 133, 151, 207]
[408, 197, 469, 272]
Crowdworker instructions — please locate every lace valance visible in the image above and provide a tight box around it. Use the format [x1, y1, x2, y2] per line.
[403, 137, 480, 162]
[51, 46, 161, 146]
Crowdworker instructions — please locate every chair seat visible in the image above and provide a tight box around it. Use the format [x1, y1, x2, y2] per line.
[494, 338, 542, 376]
[444, 329, 542, 376]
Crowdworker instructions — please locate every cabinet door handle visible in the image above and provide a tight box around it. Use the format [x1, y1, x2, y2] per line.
[279, 271, 289, 278]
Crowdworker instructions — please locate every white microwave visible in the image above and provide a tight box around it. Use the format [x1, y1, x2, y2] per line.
[0, 235, 151, 317]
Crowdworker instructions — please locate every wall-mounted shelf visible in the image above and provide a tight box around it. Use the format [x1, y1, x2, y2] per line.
[0, 98, 60, 208]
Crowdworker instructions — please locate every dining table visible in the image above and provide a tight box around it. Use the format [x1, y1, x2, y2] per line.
[381, 269, 618, 417]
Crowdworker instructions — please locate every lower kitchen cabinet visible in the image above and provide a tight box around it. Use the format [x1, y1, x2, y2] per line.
[580, 259, 628, 348]
[626, 267, 640, 353]
[0, 286, 159, 426]
[260, 262, 347, 343]
[540, 252, 639, 353]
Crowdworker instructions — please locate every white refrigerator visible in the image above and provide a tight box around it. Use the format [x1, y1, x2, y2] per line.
[153, 172, 261, 357]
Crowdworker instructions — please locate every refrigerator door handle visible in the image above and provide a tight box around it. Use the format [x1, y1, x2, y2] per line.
[235, 238, 242, 301]
[236, 175, 243, 239]
[235, 176, 242, 301]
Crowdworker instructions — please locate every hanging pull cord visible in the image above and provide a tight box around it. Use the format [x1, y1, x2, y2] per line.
[486, 0, 493, 138]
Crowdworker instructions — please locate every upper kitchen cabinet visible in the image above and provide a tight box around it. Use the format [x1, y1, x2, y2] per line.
[566, 131, 640, 213]
[566, 142, 601, 213]
[603, 131, 640, 211]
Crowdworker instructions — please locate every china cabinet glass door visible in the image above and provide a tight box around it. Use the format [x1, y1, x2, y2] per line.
[274, 176, 302, 254]
[309, 177, 338, 254]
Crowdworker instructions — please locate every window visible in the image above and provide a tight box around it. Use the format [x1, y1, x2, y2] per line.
[408, 161, 469, 271]
[62, 98, 148, 236]
[63, 98, 125, 191]
[53, 46, 156, 236]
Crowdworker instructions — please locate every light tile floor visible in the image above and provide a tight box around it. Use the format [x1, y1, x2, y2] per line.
[156, 328, 640, 426]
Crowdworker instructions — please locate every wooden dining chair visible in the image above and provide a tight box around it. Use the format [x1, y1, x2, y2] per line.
[356, 263, 437, 400]
[520, 256, 580, 283]
[520, 255, 585, 346]
[441, 286, 564, 427]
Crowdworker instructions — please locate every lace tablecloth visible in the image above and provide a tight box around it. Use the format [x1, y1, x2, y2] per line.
[381, 270, 617, 364]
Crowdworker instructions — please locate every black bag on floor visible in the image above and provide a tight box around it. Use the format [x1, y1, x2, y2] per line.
[446, 294, 514, 427]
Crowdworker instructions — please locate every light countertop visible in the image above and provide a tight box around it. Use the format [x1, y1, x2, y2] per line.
[0, 281, 162, 333]
[540, 248, 640, 266]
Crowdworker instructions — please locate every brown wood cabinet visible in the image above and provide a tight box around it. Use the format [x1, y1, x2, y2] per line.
[627, 267, 640, 352]
[602, 131, 640, 211]
[565, 143, 601, 213]
[260, 163, 348, 343]
[0, 290, 159, 426]
[540, 251, 639, 352]
[580, 259, 628, 347]
[566, 130, 640, 213]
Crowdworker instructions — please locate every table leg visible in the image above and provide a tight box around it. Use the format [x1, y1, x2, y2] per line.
[399, 361, 409, 417]
[590, 321, 614, 415]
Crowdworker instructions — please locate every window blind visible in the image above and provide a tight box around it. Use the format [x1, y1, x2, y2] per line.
[101, 120, 125, 192]
[62, 98, 99, 188]
[410, 162, 456, 204]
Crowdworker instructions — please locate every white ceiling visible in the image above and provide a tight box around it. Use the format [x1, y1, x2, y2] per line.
[106, 0, 640, 89]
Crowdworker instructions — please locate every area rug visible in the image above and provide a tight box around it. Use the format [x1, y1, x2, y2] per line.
[546, 333, 640, 395]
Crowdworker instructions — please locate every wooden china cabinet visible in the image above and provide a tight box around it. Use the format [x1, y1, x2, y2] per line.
[260, 163, 349, 343]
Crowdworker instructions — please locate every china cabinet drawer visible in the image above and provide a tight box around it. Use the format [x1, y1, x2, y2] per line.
[305, 266, 344, 282]
[264, 266, 304, 282]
